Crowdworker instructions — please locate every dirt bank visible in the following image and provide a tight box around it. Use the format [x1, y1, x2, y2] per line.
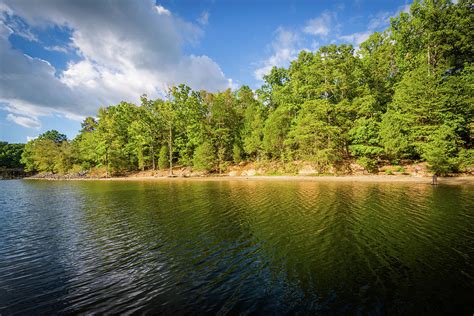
[26, 174, 474, 185]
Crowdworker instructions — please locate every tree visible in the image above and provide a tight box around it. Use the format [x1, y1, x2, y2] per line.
[263, 107, 291, 159]
[204, 90, 240, 173]
[287, 99, 345, 169]
[128, 119, 151, 171]
[380, 110, 413, 161]
[240, 86, 265, 160]
[96, 107, 115, 177]
[0, 142, 25, 169]
[349, 117, 383, 171]
[422, 125, 460, 175]
[193, 142, 215, 172]
[80, 117, 98, 133]
[161, 99, 176, 176]
[21, 139, 58, 172]
[12, 0, 472, 177]
[20, 130, 69, 173]
[38, 130, 67, 143]
[158, 145, 169, 170]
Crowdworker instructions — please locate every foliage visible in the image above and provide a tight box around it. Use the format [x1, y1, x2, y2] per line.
[193, 142, 215, 172]
[422, 125, 460, 175]
[0, 142, 25, 169]
[357, 157, 379, 174]
[16, 1, 472, 176]
[158, 145, 169, 170]
[232, 144, 242, 164]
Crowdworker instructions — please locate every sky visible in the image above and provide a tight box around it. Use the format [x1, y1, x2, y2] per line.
[0, 0, 411, 143]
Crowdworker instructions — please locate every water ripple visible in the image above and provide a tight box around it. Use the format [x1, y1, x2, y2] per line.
[0, 180, 473, 315]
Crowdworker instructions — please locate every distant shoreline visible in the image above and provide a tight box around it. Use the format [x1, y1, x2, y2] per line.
[23, 174, 474, 185]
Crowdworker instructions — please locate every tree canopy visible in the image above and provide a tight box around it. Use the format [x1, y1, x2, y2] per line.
[15, 0, 473, 176]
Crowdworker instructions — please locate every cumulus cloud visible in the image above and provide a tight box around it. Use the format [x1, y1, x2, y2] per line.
[254, 2, 412, 83]
[0, 23, 87, 116]
[338, 31, 372, 46]
[0, 0, 231, 126]
[155, 5, 171, 16]
[254, 27, 304, 81]
[303, 11, 333, 37]
[254, 10, 337, 81]
[6, 114, 41, 128]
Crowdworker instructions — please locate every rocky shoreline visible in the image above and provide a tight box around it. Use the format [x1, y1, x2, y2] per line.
[24, 172, 474, 185]
[22, 160, 473, 183]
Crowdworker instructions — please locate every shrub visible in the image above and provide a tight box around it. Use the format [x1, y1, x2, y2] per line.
[233, 144, 242, 164]
[193, 142, 215, 172]
[357, 157, 378, 173]
[158, 145, 169, 170]
[457, 149, 473, 173]
[68, 164, 83, 175]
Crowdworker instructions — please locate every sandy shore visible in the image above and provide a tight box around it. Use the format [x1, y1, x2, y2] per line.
[25, 175, 474, 185]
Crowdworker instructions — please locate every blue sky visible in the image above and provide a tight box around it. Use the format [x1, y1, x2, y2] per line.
[0, 0, 410, 143]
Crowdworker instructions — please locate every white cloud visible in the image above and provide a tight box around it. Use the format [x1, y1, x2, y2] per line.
[155, 5, 171, 16]
[254, 27, 304, 81]
[44, 45, 70, 53]
[60, 60, 100, 88]
[338, 31, 371, 46]
[400, 4, 411, 14]
[198, 11, 209, 26]
[367, 4, 410, 31]
[0, 14, 38, 42]
[303, 11, 333, 37]
[338, 3, 411, 48]
[6, 114, 41, 128]
[0, 0, 232, 125]
[254, 2, 413, 81]
[26, 136, 37, 141]
[367, 11, 393, 31]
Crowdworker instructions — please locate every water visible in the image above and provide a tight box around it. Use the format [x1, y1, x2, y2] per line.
[0, 179, 473, 315]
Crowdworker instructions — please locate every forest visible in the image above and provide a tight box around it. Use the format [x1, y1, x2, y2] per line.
[5, 0, 473, 176]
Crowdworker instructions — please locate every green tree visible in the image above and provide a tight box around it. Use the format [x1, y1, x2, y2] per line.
[38, 130, 67, 143]
[13, 0, 472, 177]
[158, 145, 169, 170]
[0, 142, 25, 169]
[20, 130, 69, 173]
[263, 107, 291, 159]
[422, 125, 460, 175]
[193, 142, 215, 172]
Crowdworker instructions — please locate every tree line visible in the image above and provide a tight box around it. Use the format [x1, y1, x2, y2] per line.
[0, 142, 24, 169]
[13, 0, 474, 176]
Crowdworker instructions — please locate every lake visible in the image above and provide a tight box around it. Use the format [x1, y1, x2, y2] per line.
[0, 179, 473, 314]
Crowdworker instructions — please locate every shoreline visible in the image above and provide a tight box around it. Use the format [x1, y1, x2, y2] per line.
[23, 174, 474, 185]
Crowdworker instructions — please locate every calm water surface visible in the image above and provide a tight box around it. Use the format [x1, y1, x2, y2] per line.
[0, 179, 473, 315]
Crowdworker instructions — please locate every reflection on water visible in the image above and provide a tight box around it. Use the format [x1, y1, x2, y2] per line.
[0, 179, 473, 314]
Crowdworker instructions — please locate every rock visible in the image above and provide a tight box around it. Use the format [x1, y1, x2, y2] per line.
[243, 169, 256, 176]
[350, 163, 365, 173]
[191, 171, 206, 177]
[298, 165, 317, 175]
